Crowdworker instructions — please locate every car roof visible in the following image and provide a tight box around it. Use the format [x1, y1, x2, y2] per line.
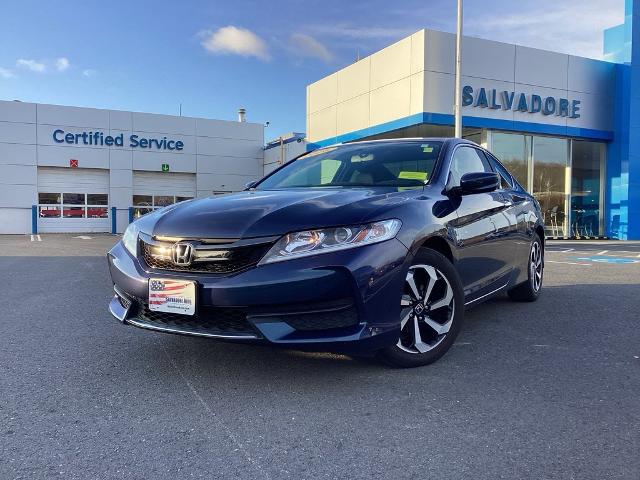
[319, 137, 478, 149]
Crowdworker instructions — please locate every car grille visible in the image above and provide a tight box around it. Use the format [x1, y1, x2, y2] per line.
[132, 302, 260, 338]
[140, 239, 273, 274]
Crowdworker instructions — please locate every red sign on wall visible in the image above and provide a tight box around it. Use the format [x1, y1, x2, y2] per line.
[70, 159, 78, 168]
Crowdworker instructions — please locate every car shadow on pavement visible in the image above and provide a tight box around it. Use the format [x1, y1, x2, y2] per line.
[122, 281, 640, 382]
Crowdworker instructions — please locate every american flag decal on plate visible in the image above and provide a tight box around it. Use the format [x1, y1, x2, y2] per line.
[148, 278, 196, 316]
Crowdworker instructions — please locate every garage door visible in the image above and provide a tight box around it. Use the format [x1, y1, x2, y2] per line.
[37, 167, 110, 233]
[132, 171, 196, 215]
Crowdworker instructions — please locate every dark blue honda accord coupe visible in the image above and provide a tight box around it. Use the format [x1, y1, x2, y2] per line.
[107, 138, 544, 367]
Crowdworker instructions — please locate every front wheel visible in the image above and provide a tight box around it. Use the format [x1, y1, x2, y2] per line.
[377, 249, 465, 368]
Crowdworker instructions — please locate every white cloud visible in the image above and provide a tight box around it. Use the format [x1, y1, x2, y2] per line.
[466, 0, 624, 59]
[16, 58, 46, 73]
[82, 69, 97, 77]
[289, 33, 333, 62]
[55, 57, 70, 72]
[0, 67, 15, 79]
[201, 26, 270, 60]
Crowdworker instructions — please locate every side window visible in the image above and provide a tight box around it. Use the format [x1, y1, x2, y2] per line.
[449, 147, 491, 187]
[485, 153, 514, 190]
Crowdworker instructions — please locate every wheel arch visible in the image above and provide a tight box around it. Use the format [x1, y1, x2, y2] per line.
[417, 235, 455, 264]
[535, 225, 545, 249]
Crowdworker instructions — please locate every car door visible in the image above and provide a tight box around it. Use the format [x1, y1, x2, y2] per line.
[484, 151, 532, 266]
[447, 145, 515, 301]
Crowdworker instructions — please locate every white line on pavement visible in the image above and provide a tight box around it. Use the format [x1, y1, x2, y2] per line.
[36, 235, 41, 242]
[546, 260, 592, 266]
[159, 343, 271, 479]
[596, 250, 608, 255]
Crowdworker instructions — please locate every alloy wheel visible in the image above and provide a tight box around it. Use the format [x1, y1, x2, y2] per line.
[397, 264, 455, 354]
[530, 241, 543, 292]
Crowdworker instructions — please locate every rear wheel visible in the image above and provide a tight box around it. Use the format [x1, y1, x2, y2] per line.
[377, 249, 465, 368]
[507, 233, 543, 302]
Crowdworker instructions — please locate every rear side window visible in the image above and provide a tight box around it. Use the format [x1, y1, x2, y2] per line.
[449, 147, 491, 187]
[485, 153, 514, 189]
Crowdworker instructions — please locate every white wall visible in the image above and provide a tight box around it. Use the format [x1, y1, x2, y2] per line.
[307, 30, 426, 143]
[0, 100, 264, 234]
[306, 29, 616, 143]
[0, 101, 37, 233]
[263, 139, 307, 175]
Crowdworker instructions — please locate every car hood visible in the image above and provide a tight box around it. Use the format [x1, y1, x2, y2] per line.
[145, 188, 418, 239]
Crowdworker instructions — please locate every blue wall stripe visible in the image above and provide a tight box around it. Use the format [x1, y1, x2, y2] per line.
[311, 111, 614, 147]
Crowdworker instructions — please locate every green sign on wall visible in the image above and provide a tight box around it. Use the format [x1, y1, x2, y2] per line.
[161, 163, 169, 172]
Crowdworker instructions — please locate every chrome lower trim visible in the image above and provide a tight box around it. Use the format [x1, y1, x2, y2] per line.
[464, 282, 509, 306]
[125, 317, 260, 340]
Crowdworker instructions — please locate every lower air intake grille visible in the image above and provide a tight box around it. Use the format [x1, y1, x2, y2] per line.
[281, 306, 360, 331]
[133, 303, 259, 338]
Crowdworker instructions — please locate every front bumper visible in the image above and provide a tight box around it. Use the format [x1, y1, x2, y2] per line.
[107, 238, 410, 354]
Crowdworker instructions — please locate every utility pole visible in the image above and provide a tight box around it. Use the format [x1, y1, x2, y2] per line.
[454, 0, 463, 138]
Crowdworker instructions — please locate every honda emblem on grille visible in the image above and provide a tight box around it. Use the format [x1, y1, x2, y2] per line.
[172, 242, 195, 266]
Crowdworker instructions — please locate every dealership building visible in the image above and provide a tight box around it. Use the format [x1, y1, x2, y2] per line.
[306, 0, 639, 240]
[0, 101, 264, 234]
[0, 1, 638, 239]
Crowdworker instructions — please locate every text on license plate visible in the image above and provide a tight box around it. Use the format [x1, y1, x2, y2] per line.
[148, 278, 196, 316]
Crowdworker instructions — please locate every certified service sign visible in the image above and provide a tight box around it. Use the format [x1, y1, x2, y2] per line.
[53, 129, 185, 151]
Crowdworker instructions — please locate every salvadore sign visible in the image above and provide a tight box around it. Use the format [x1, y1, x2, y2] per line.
[462, 85, 581, 119]
[53, 129, 184, 151]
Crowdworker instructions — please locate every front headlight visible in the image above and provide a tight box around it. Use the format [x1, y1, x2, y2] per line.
[260, 219, 402, 265]
[122, 222, 140, 256]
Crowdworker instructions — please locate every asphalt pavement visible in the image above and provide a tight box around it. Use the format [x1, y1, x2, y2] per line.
[1, 234, 639, 479]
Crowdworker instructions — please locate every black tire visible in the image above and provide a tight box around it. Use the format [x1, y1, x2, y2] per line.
[507, 233, 544, 302]
[377, 248, 465, 368]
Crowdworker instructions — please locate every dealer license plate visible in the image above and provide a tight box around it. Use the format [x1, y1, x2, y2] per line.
[148, 278, 196, 316]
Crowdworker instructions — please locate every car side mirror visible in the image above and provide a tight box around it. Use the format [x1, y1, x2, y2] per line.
[244, 180, 258, 190]
[459, 172, 500, 195]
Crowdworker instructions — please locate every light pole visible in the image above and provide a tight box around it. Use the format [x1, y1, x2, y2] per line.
[454, 0, 463, 138]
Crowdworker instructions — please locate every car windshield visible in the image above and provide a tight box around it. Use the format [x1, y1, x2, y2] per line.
[256, 141, 443, 190]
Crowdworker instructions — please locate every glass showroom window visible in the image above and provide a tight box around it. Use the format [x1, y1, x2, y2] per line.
[38, 193, 108, 218]
[571, 141, 604, 237]
[132, 195, 193, 218]
[532, 137, 570, 237]
[491, 132, 531, 188]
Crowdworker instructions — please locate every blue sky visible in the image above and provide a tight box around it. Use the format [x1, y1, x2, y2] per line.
[0, 0, 626, 138]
